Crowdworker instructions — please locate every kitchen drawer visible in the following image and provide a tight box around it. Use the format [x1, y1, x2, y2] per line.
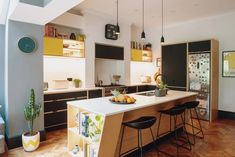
[137, 85, 149, 92]
[127, 86, 137, 94]
[44, 100, 68, 113]
[147, 85, 156, 91]
[44, 111, 67, 127]
[44, 91, 87, 101]
[88, 89, 103, 99]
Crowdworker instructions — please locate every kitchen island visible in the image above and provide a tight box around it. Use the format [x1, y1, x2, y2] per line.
[67, 90, 197, 157]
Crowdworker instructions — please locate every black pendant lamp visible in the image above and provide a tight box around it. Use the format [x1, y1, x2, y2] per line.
[141, 0, 145, 40]
[116, 0, 120, 34]
[161, 0, 165, 43]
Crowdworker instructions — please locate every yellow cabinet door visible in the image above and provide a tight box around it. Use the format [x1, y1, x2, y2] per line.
[44, 37, 63, 56]
[131, 49, 142, 61]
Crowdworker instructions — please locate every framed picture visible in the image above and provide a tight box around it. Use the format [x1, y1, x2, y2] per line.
[156, 58, 161, 67]
[222, 51, 235, 77]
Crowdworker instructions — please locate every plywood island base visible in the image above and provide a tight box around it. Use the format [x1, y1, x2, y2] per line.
[67, 91, 197, 157]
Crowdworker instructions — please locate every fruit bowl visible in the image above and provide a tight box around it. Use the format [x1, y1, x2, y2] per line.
[109, 98, 136, 105]
[110, 90, 136, 104]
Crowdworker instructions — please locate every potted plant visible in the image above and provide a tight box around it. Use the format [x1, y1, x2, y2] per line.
[22, 89, 41, 152]
[155, 81, 167, 97]
[74, 79, 81, 88]
[154, 73, 167, 97]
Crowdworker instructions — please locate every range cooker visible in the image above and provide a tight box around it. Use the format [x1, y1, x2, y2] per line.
[96, 84, 126, 96]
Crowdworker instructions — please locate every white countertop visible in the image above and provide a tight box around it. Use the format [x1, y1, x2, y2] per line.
[67, 90, 197, 117]
[44, 87, 104, 94]
[43, 83, 156, 94]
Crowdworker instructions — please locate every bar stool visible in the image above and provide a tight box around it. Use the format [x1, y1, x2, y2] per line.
[179, 101, 204, 145]
[119, 116, 159, 157]
[157, 106, 191, 157]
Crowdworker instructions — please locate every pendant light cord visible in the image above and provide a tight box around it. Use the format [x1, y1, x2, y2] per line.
[143, 0, 145, 32]
[162, 0, 164, 35]
[117, 0, 119, 24]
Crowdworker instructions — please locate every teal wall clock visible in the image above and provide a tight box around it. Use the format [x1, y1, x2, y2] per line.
[18, 37, 36, 53]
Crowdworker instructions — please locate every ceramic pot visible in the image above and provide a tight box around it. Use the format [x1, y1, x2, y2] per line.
[155, 89, 167, 97]
[22, 131, 40, 152]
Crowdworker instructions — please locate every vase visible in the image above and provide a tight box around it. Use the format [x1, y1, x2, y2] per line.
[155, 89, 167, 97]
[22, 131, 40, 152]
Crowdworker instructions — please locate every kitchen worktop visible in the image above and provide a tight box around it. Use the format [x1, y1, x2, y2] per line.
[67, 90, 197, 116]
[43, 83, 156, 94]
[43, 87, 104, 94]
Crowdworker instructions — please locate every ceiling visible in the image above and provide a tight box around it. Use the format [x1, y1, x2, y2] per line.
[74, 0, 235, 28]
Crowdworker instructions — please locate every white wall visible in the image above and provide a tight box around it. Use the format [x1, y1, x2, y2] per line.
[95, 59, 125, 85]
[0, 25, 5, 116]
[44, 56, 86, 88]
[146, 12, 235, 112]
[83, 12, 131, 87]
[130, 62, 156, 84]
[5, 20, 44, 137]
[130, 25, 159, 84]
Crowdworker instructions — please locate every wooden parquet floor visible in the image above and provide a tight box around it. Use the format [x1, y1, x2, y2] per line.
[2, 119, 235, 157]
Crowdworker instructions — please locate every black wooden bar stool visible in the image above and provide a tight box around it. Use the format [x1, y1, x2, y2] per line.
[179, 101, 204, 145]
[157, 106, 191, 157]
[119, 116, 159, 157]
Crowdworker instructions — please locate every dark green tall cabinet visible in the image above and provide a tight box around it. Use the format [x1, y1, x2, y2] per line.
[161, 39, 219, 122]
[161, 43, 187, 91]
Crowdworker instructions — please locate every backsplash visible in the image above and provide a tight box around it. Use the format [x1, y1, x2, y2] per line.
[43, 56, 86, 88]
[130, 61, 156, 84]
[95, 59, 125, 85]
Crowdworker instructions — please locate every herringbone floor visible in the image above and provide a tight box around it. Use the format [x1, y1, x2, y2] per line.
[2, 119, 235, 157]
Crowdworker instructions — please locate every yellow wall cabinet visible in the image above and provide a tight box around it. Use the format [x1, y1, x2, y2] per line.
[131, 49, 152, 62]
[44, 37, 63, 56]
[44, 37, 85, 58]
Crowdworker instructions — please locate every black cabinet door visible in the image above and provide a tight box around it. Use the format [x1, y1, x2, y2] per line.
[147, 85, 156, 91]
[137, 85, 149, 92]
[44, 111, 67, 127]
[127, 86, 137, 94]
[188, 40, 211, 52]
[88, 89, 103, 99]
[162, 43, 187, 88]
[95, 44, 124, 60]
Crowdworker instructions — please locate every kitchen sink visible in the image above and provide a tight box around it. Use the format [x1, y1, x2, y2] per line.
[137, 92, 155, 96]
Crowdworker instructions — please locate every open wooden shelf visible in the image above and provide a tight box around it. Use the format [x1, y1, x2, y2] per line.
[131, 49, 152, 62]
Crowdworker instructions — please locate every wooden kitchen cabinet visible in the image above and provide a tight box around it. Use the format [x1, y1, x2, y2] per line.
[44, 37, 63, 56]
[161, 43, 187, 90]
[44, 91, 88, 131]
[44, 89, 103, 131]
[131, 49, 153, 62]
[131, 49, 142, 61]
[126, 86, 137, 94]
[88, 89, 103, 98]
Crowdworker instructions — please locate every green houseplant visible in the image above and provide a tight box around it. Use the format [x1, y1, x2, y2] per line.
[74, 79, 81, 88]
[154, 73, 168, 97]
[155, 81, 167, 97]
[22, 89, 41, 152]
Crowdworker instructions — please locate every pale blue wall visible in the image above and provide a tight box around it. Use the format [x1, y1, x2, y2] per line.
[5, 20, 44, 137]
[20, 0, 52, 7]
[0, 25, 5, 117]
